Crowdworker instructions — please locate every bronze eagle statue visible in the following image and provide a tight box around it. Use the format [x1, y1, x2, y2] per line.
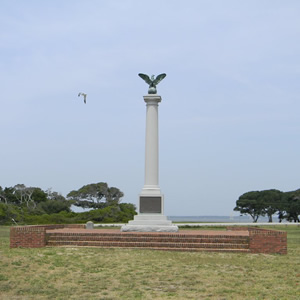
[138, 73, 166, 94]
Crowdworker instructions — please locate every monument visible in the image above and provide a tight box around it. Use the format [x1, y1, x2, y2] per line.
[121, 74, 178, 232]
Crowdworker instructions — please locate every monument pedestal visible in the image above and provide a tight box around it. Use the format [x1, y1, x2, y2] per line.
[121, 214, 178, 232]
[121, 192, 178, 232]
[121, 93, 178, 232]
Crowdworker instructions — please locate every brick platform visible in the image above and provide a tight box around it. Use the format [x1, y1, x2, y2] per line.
[10, 225, 287, 254]
[46, 228, 250, 253]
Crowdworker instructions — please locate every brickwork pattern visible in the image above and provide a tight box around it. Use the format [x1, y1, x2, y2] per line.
[227, 226, 287, 254]
[10, 224, 85, 248]
[10, 225, 287, 254]
[248, 227, 287, 254]
[45, 229, 250, 253]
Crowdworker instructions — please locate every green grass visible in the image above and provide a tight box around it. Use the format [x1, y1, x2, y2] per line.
[0, 225, 299, 299]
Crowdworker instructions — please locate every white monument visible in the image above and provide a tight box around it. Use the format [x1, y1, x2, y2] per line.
[121, 74, 178, 232]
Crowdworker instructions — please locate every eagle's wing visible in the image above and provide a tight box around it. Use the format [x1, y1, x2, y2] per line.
[138, 73, 152, 85]
[153, 73, 166, 85]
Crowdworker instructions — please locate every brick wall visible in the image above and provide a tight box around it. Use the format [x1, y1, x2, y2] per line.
[10, 224, 85, 248]
[10, 225, 287, 254]
[226, 226, 287, 254]
[10, 226, 46, 248]
[248, 227, 287, 255]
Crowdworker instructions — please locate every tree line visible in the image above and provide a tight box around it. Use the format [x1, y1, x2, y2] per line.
[0, 182, 136, 225]
[234, 188, 300, 222]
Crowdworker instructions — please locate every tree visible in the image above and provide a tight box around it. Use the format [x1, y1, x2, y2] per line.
[118, 203, 137, 222]
[260, 189, 282, 222]
[0, 183, 135, 225]
[0, 203, 21, 225]
[67, 182, 124, 209]
[13, 184, 47, 209]
[0, 186, 17, 204]
[234, 191, 264, 222]
[74, 203, 136, 223]
[280, 189, 300, 222]
[37, 189, 71, 214]
[0, 186, 7, 204]
[234, 188, 300, 223]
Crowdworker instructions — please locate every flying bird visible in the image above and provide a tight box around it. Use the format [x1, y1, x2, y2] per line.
[78, 92, 87, 104]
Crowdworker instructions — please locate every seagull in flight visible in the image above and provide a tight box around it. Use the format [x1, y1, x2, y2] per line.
[78, 92, 87, 104]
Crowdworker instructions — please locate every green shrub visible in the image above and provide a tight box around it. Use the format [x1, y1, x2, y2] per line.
[0, 202, 136, 225]
[0, 203, 22, 225]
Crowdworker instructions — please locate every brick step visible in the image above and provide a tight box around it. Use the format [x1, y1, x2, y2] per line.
[46, 231, 247, 239]
[101, 247, 250, 253]
[47, 234, 249, 244]
[47, 240, 249, 249]
[144, 247, 250, 253]
[45, 244, 250, 253]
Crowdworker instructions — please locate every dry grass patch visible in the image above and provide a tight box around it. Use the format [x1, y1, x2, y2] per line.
[0, 225, 299, 299]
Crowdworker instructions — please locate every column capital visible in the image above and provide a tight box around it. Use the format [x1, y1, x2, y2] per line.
[143, 94, 162, 104]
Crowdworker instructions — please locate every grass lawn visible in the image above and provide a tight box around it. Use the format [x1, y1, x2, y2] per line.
[0, 225, 299, 299]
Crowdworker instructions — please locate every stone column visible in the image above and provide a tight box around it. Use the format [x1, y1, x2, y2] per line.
[121, 94, 178, 232]
[143, 95, 161, 192]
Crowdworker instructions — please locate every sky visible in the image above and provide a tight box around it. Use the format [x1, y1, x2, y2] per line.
[1, 0, 300, 216]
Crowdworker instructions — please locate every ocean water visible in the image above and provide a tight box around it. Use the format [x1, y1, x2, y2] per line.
[168, 215, 280, 223]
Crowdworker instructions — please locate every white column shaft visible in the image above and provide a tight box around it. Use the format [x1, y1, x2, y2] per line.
[143, 95, 161, 189]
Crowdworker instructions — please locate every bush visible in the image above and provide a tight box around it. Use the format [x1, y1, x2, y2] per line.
[0, 202, 137, 225]
[23, 211, 78, 225]
[0, 203, 22, 225]
[73, 204, 136, 223]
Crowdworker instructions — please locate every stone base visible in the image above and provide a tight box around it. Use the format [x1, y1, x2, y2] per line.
[121, 214, 179, 232]
[121, 225, 179, 232]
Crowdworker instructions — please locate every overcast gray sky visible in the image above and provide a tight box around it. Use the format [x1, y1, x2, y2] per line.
[1, 0, 299, 216]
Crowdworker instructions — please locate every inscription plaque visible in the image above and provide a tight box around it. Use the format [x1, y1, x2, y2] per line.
[140, 196, 162, 213]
